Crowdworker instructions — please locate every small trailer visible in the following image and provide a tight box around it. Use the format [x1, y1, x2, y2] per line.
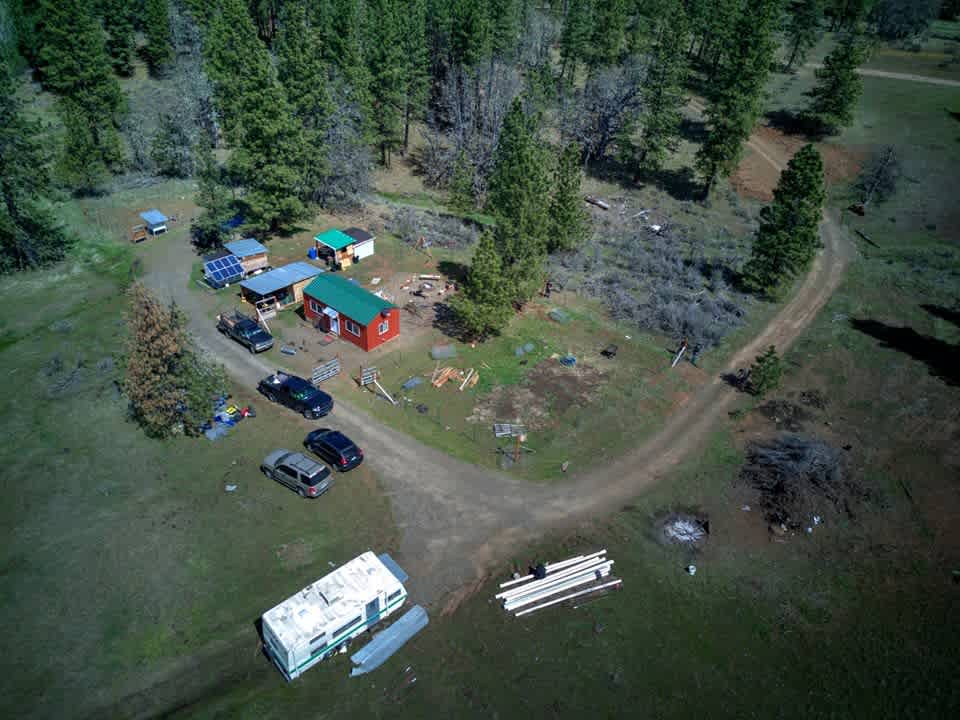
[261, 551, 408, 681]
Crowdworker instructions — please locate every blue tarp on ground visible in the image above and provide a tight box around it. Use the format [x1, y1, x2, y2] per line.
[350, 605, 428, 677]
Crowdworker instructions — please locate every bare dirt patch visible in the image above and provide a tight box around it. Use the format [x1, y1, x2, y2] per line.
[467, 360, 608, 430]
[731, 126, 868, 201]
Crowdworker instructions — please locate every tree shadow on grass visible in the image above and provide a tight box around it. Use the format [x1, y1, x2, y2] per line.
[432, 301, 468, 341]
[764, 109, 831, 140]
[437, 260, 469, 284]
[637, 166, 702, 202]
[850, 318, 960, 387]
[678, 117, 708, 144]
[921, 304, 960, 329]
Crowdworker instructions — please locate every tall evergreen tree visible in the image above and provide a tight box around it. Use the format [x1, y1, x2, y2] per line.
[451, 229, 513, 338]
[366, 0, 406, 166]
[143, 0, 173, 73]
[784, 0, 823, 71]
[559, 0, 593, 84]
[325, 0, 374, 140]
[97, 0, 136, 76]
[588, 0, 629, 67]
[276, 0, 333, 200]
[548, 142, 589, 253]
[804, 31, 867, 134]
[629, 0, 689, 175]
[190, 142, 233, 251]
[449, 151, 477, 213]
[743, 144, 825, 294]
[490, 0, 520, 58]
[150, 114, 195, 178]
[399, 0, 430, 154]
[695, 0, 782, 194]
[450, 0, 492, 67]
[488, 99, 551, 302]
[0, 68, 70, 273]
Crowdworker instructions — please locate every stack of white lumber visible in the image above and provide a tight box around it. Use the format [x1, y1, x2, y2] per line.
[494, 550, 622, 618]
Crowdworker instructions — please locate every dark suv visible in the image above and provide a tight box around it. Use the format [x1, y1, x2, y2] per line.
[304, 429, 363, 471]
[261, 450, 333, 498]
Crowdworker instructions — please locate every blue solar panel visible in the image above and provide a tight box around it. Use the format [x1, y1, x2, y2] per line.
[204, 254, 243, 287]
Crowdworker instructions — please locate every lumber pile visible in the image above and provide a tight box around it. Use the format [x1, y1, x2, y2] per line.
[430, 366, 480, 390]
[494, 550, 622, 618]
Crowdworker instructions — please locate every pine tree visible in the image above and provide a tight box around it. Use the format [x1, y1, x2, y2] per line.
[366, 0, 406, 166]
[747, 345, 782, 396]
[229, 83, 307, 232]
[399, 0, 430, 154]
[97, 0, 136, 76]
[450, 0, 492, 67]
[56, 98, 126, 193]
[191, 142, 233, 251]
[487, 99, 552, 302]
[630, 0, 689, 175]
[124, 283, 227, 438]
[0, 68, 70, 273]
[695, 0, 781, 194]
[143, 0, 174, 73]
[449, 151, 477, 213]
[785, 0, 823, 72]
[743, 143, 825, 294]
[490, 0, 520, 59]
[588, 0, 629, 68]
[325, 0, 374, 140]
[804, 31, 867, 134]
[549, 142, 589, 253]
[559, 0, 593, 84]
[451, 230, 513, 338]
[276, 0, 333, 201]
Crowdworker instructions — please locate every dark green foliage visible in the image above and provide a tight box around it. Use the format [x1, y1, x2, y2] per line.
[143, 0, 174, 73]
[0, 69, 70, 273]
[150, 114, 195, 178]
[451, 230, 513, 338]
[743, 144, 825, 295]
[785, 0, 823, 71]
[489, 0, 521, 58]
[124, 283, 228, 438]
[871, 0, 940, 39]
[488, 98, 551, 303]
[276, 0, 333, 201]
[560, 0, 593, 83]
[804, 32, 868, 134]
[399, 0, 430, 153]
[56, 97, 126, 193]
[191, 142, 233, 252]
[366, 0, 406, 166]
[695, 0, 781, 194]
[548, 143, 589, 253]
[588, 0, 628, 67]
[630, 0, 689, 175]
[97, 0, 136, 76]
[748, 345, 782, 396]
[942, 0, 960, 21]
[449, 151, 477, 213]
[826, 0, 872, 29]
[451, 0, 492, 67]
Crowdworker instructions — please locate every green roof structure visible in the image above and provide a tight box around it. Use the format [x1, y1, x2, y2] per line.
[304, 273, 395, 325]
[314, 228, 356, 252]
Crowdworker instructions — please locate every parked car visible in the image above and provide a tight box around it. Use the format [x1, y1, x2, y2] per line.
[217, 311, 274, 353]
[258, 372, 334, 419]
[261, 450, 333, 498]
[304, 428, 363, 471]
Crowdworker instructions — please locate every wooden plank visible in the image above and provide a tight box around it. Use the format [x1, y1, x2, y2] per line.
[458, 368, 474, 391]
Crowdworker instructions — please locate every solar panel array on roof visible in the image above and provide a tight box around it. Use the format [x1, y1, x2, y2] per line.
[204, 254, 244, 287]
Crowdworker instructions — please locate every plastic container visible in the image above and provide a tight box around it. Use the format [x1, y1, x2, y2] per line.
[307, 246, 318, 260]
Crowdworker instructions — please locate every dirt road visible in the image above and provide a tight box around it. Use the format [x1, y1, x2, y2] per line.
[806, 63, 960, 88]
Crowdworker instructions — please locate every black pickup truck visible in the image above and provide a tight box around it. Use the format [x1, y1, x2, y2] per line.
[258, 372, 334, 419]
[217, 312, 274, 353]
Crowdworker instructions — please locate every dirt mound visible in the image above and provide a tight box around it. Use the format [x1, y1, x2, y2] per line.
[731, 126, 868, 201]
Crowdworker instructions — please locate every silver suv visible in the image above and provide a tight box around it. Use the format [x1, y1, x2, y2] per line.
[261, 450, 333, 498]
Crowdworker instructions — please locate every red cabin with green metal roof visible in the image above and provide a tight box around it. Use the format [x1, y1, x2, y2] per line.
[302, 273, 399, 352]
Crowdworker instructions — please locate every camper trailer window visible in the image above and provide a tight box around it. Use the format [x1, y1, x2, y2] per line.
[310, 632, 326, 646]
[333, 616, 361, 639]
[388, 589, 403, 603]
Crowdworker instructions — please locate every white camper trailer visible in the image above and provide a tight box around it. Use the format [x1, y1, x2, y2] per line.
[261, 551, 408, 680]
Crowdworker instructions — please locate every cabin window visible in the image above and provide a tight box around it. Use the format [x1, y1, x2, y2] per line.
[333, 616, 361, 639]
[378, 319, 389, 336]
[387, 589, 403, 603]
[344, 319, 361, 336]
[309, 299, 322, 314]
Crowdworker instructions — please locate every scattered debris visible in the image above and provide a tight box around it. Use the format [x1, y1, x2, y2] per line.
[280, 345, 297, 356]
[561, 461, 570, 473]
[494, 549, 622, 617]
[686, 564, 697, 576]
[656, 512, 709, 545]
[559, 355, 576, 367]
[370, 277, 382, 285]
[585, 196, 610, 210]
[600, 344, 618, 359]
[416, 403, 428, 414]
[225, 484, 238, 492]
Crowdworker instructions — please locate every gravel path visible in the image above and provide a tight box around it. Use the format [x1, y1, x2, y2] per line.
[806, 63, 960, 88]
